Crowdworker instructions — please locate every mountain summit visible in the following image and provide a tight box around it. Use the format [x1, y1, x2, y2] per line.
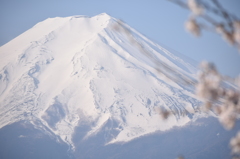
[0, 13, 202, 150]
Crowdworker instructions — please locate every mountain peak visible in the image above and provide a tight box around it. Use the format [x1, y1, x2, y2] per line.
[0, 13, 202, 149]
[94, 12, 111, 18]
[69, 12, 112, 21]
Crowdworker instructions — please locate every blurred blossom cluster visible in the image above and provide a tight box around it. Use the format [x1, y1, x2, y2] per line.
[196, 61, 240, 130]
[169, 0, 240, 51]
[197, 61, 240, 158]
[231, 132, 240, 158]
[169, 0, 240, 157]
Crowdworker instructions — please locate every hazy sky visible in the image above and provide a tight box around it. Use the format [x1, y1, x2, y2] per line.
[0, 0, 240, 77]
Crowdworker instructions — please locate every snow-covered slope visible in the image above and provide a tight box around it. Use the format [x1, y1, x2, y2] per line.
[0, 13, 202, 149]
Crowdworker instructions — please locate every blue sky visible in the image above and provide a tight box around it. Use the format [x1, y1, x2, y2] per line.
[0, 0, 240, 77]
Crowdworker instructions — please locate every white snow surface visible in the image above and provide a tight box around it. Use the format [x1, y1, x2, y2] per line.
[0, 13, 203, 148]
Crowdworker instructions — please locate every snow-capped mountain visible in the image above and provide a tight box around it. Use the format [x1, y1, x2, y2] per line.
[0, 13, 202, 151]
